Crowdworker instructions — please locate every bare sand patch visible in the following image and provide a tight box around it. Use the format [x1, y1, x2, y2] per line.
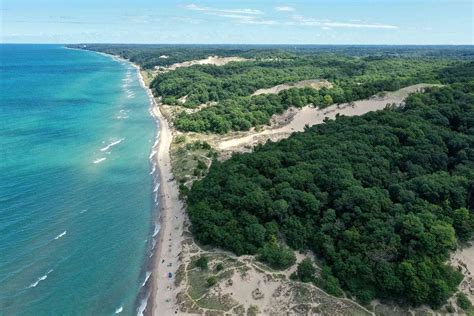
[218, 83, 439, 152]
[174, 237, 373, 315]
[452, 245, 474, 301]
[252, 79, 333, 96]
[156, 56, 252, 71]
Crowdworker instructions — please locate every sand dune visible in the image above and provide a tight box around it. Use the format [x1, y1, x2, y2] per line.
[252, 79, 332, 96]
[156, 56, 252, 71]
[219, 83, 438, 151]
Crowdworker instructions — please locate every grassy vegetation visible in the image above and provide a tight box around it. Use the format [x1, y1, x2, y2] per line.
[170, 137, 216, 195]
[184, 253, 245, 312]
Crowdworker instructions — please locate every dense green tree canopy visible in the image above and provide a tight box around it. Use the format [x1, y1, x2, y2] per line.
[187, 83, 474, 307]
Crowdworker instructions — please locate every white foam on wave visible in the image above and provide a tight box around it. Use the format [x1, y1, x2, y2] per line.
[93, 157, 107, 164]
[114, 306, 123, 314]
[54, 231, 67, 240]
[149, 150, 157, 160]
[153, 183, 160, 193]
[28, 269, 53, 288]
[80, 209, 88, 214]
[151, 136, 160, 149]
[136, 292, 150, 316]
[149, 163, 156, 175]
[100, 138, 125, 152]
[152, 224, 160, 237]
[142, 271, 151, 287]
[115, 109, 130, 120]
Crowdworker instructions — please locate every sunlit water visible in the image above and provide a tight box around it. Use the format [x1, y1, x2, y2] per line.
[0, 44, 156, 315]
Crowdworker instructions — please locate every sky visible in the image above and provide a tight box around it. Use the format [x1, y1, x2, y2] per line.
[1, 0, 473, 44]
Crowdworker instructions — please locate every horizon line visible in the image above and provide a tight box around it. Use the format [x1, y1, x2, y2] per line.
[1, 42, 473, 46]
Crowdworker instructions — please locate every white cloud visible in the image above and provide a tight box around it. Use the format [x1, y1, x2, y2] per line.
[291, 15, 398, 29]
[183, 4, 397, 30]
[275, 6, 295, 12]
[184, 4, 277, 25]
[325, 22, 398, 29]
[171, 16, 203, 24]
[184, 4, 262, 15]
[241, 19, 278, 25]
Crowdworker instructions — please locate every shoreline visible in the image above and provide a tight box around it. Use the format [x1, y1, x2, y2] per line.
[76, 47, 184, 315]
[135, 61, 185, 315]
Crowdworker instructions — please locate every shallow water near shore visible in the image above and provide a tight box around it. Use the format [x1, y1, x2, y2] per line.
[0, 44, 156, 315]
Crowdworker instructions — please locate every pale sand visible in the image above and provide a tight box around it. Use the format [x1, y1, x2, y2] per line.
[451, 244, 474, 301]
[159, 56, 251, 71]
[218, 83, 438, 151]
[137, 70, 186, 315]
[454, 245, 474, 275]
[252, 79, 333, 96]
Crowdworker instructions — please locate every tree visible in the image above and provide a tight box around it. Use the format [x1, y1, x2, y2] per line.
[323, 95, 333, 106]
[316, 266, 344, 297]
[297, 258, 316, 282]
[258, 240, 296, 270]
[453, 208, 474, 242]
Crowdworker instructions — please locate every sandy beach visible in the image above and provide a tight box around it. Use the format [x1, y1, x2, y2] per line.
[136, 70, 186, 316]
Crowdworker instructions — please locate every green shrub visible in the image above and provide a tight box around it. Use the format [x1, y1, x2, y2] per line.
[206, 276, 218, 287]
[457, 293, 472, 311]
[215, 262, 224, 272]
[195, 256, 208, 270]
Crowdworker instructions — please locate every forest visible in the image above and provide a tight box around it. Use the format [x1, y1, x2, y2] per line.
[170, 60, 474, 133]
[187, 82, 474, 307]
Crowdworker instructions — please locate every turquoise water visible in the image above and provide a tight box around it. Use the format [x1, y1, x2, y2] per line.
[0, 45, 156, 315]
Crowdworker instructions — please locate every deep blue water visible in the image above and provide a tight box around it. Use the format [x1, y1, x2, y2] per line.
[0, 45, 156, 315]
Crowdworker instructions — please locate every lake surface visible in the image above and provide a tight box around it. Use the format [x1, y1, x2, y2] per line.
[0, 44, 156, 315]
